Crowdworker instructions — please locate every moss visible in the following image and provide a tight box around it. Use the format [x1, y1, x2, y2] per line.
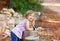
[11, 0, 43, 14]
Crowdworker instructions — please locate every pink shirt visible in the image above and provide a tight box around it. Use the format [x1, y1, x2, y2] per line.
[11, 19, 27, 39]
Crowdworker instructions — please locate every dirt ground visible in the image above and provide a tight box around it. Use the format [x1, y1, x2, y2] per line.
[0, 35, 11, 41]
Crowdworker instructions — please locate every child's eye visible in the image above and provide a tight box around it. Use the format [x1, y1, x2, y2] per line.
[30, 15, 32, 16]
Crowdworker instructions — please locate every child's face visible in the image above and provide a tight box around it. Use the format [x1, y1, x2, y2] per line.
[28, 14, 34, 22]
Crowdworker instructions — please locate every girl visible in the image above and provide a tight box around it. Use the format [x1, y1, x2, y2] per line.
[10, 10, 35, 41]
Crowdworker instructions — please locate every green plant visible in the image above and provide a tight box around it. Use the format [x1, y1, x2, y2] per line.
[12, 0, 43, 14]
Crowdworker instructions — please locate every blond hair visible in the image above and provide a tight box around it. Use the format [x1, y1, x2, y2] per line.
[25, 10, 35, 25]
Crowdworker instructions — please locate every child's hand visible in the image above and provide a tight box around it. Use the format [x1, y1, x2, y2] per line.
[36, 27, 44, 31]
[36, 27, 45, 35]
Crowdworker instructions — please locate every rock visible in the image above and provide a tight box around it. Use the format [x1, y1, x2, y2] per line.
[8, 17, 15, 24]
[2, 8, 8, 11]
[0, 14, 6, 21]
[8, 8, 15, 14]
